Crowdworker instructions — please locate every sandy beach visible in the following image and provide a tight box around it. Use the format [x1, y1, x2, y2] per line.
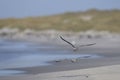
[0, 39, 120, 80]
[0, 64, 120, 80]
[0, 30, 120, 80]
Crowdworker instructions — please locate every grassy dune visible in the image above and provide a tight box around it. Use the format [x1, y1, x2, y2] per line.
[0, 9, 120, 32]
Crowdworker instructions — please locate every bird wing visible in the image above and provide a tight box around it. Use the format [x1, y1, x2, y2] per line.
[79, 43, 96, 47]
[59, 36, 76, 48]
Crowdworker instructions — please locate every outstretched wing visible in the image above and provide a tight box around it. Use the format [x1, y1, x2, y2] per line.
[59, 36, 76, 48]
[79, 43, 96, 47]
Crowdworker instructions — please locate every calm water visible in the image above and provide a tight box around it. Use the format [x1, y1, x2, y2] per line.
[0, 39, 101, 76]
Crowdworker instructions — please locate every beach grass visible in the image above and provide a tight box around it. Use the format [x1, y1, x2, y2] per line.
[0, 9, 120, 32]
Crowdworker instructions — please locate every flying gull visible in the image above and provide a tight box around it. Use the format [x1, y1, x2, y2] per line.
[60, 35, 96, 51]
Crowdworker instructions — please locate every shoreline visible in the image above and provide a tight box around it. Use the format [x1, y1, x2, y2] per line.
[0, 29, 120, 80]
[4, 46, 120, 74]
[11, 51, 120, 75]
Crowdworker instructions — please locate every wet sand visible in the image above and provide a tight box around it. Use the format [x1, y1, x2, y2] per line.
[11, 47, 120, 74]
[1, 64, 120, 80]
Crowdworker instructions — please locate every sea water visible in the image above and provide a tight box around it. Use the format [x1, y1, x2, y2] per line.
[0, 39, 101, 76]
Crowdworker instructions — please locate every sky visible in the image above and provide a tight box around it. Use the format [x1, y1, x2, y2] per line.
[0, 0, 120, 18]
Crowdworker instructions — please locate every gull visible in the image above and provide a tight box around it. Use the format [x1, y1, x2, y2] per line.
[60, 35, 96, 51]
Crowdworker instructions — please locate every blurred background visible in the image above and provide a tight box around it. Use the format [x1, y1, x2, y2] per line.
[0, 0, 120, 76]
[0, 0, 120, 32]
